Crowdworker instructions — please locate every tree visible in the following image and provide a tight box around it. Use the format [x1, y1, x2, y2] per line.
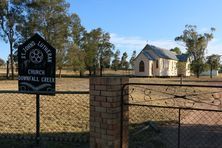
[175, 25, 215, 78]
[97, 30, 113, 76]
[111, 50, 121, 71]
[170, 47, 181, 55]
[219, 66, 222, 73]
[0, 58, 5, 66]
[0, 1, 25, 79]
[120, 52, 129, 70]
[82, 28, 113, 76]
[20, 0, 70, 78]
[69, 13, 85, 46]
[82, 30, 99, 76]
[129, 50, 136, 69]
[66, 43, 85, 76]
[68, 13, 86, 76]
[206, 54, 221, 78]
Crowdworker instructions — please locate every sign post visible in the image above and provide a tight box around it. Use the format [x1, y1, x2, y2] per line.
[18, 33, 56, 145]
[36, 94, 40, 144]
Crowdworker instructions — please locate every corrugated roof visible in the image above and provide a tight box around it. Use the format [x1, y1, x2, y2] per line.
[176, 54, 189, 62]
[142, 50, 155, 60]
[142, 44, 178, 60]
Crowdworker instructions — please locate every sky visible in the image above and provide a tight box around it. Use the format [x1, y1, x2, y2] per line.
[1, 0, 222, 60]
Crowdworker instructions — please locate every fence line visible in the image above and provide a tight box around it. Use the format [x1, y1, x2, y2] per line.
[122, 83, 222, 148]
[127, 103, 222, 148]
[0, 90, 90, 145]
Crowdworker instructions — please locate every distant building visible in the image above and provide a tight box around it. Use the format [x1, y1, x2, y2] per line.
[200, 70, 219, 76]
[133, 44, 190, 77]
[176, 54, 191, 76]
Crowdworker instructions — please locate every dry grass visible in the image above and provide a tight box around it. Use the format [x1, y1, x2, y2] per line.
[0, 75, 222, 147]
[1, 73, 222, 90]
[0, 78, 90, 147]
[0, 78, 89, 91]
[0, 92, 89, 142]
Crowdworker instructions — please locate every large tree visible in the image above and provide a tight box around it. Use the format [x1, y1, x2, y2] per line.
[175, 25, 215, 77]
[82, 28, 113, 76]
[0, 1, 25, 79]
[20, 0, 70, 78]
[66, 43, 85, 76]
[82, 29, 99, 76]
[97, 30, 113, 76]
[111, 50, 121, 71]
[68, 13, 86, 76]
[170, 47, 181, 55]
[69, 13, 85, 46]
[120, 52, 129, 70]
[129, 50, 136, 69]
[206, 54, 221, 78]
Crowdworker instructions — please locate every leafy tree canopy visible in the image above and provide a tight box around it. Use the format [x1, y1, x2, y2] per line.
[175, 25, 215, 77]
[111, 50, 121, 71]
[170, 47, 181, 55]
[120, 52, 129, 70]
[129, 50, 136, 69]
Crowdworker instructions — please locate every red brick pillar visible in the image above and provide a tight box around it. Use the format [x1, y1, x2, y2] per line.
[90, 77, 129, 148]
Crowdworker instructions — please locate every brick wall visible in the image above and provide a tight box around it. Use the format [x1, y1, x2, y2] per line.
[90, 77, 129, 148]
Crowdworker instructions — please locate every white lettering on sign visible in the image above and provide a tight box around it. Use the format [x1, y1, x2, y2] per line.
[28, 69, 45, 75]
[18, 76, 40, 82]
[18, 76, 55, 83]
[37, 41, 52, 63]
[41, 77, 55, 83]
[21, 41, 36, 59]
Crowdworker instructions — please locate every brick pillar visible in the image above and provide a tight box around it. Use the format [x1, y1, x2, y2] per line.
[90, 77, 129, 148]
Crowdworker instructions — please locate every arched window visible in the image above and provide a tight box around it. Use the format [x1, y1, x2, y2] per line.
[156, 60, 159, 68]
[139, 61, 144, 72]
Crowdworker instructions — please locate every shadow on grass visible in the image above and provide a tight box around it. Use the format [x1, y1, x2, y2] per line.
[0, 132, 89, 148]
[128, 121, 222, 148]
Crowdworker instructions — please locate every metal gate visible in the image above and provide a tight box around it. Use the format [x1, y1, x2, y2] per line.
[122, 83, 222, 148]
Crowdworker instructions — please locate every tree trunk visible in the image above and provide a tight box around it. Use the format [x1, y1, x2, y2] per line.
[100, 66, 103, 77]
[89, 69, 92, 76]
[196, 69, 200, 78]
[210, 65, 213, 78]
[10, 41, 14, 80]
[59, 69, 62, 78]
[79, 70, 83, 77]
[6, 60, 9, 79]
[93, 68, 96, 76]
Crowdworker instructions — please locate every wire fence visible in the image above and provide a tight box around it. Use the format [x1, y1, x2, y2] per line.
[123, 83, 222, 148]
[0, 90, 89, 147]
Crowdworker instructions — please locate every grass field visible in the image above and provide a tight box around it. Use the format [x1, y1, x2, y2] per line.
[0, 73, 222, 90]
[0, 75, 222, 147]
[0, 77, 90, 148]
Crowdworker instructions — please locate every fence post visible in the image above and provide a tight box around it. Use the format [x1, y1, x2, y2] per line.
[36, 94, 40, 145]
[90, 77, 129, 148]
